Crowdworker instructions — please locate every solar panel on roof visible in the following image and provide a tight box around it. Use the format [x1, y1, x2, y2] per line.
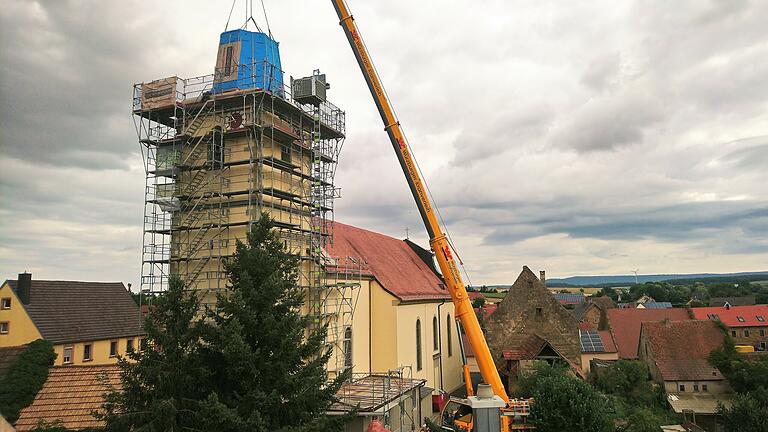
[579, 330, 605, 353]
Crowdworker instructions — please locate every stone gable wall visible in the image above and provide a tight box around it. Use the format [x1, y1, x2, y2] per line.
[485, 266, 581, 367]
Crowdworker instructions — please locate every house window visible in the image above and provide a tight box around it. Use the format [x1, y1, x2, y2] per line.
[744, 330, 750, 337]
[447, 314, 453, 357]
[761, 342, 767, 350]
[109, 341, 118, 357]
[343, 327, 352, 369]
[761, 329, 766, 337]
[702, 384, 708, 392]
[731, 330, 737, 337]
[737, 316, 745, 322]
[757, 316, 765, 322]
[707, 313, 720, 320]
[127, 338, 135, 352]
[140, 338, 148, 351]
[281, 145, 291, 163]
[1, 298, 10, 309]
[416, 319, 423, 371]
[679, 384, 685, 392]
[693, 384, 699, 392]
[0, 322, 8, 334]
[63, 347, 73, 364]
[433, 316, 439, 351]
[83, 344, 92, 362]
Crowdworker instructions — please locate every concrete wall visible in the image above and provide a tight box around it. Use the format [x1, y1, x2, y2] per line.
[0, 282, 42, 347]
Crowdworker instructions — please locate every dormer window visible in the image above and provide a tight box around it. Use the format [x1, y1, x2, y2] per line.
[724, 303, 731, 310]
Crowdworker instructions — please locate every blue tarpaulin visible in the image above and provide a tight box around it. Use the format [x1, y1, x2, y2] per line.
[212, 29, 284, 95]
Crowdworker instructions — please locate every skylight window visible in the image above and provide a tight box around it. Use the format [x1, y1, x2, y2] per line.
[757, 316, 765, 322]
[737, 316, 745, 322]
[707, 314, 720, 321]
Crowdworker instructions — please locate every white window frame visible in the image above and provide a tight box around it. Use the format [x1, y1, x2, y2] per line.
[63, 347, 73, 364]
[1, 297, 10, 309]
[0, 321, 8, 334]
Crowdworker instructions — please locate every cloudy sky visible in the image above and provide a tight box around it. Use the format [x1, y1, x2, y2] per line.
[1, 0, 767, 286]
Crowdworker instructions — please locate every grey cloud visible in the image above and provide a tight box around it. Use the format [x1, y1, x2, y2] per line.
[550, 90, 665, 152]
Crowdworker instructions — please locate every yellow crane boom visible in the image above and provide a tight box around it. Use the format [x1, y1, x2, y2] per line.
[331, 0, 509, 403]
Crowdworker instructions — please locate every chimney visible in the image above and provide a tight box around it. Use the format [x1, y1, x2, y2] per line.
[17, 272, 32, 304]
[539, 270, 546, 286]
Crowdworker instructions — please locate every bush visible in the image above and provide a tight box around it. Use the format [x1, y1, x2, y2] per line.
[530, 374, 613, 432]
[0, 339, 56, 422]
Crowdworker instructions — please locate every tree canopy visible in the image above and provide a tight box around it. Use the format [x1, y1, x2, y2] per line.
[101, 213, 352, 432]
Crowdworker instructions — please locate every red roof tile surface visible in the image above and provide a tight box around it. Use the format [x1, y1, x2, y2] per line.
[326, 222, 448, 302]
[691, 305, 768, 328]
[15, 365, 121, 431]
[598, 330, 617, 353]
[607, 308, 691, 359]
[642, 320, 725, 381]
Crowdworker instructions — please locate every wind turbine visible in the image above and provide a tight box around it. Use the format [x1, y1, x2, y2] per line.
[632, 269, 639, 284]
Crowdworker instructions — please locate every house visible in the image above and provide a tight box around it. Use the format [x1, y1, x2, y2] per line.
[638, 320, 732, 431]
[325, 222, 463, 428]
[579, 328, 619, 374]
[14, 365, 120, 431]
[485, 267, 583, 389]
[606, 308, 691, 359]
[692, 304, 768, 350]
[553, 292, 585, 307]
[572, 300, 611, 331]
[0, 274, 144, 366]
[709, 296, 756, 307]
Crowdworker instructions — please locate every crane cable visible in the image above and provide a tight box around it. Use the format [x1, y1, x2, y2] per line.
[353, 26, 476, 288]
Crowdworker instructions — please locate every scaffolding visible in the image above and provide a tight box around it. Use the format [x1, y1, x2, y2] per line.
[330, 368, 426, 432]
[132, 61, 360, 371]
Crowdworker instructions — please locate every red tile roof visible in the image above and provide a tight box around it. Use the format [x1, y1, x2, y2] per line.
[607, 308, 691, 359]
[468, 291, 485, 301]
[642, 320, 726, 381]
[691, 305, 768, 328]
[15, 365, 121, 431]
[326, 222, 449, 302]
[598, 330, 617, 353]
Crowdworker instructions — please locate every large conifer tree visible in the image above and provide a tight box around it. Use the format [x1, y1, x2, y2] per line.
[102, 213, 351, 431]
[202, 212, 352, 431]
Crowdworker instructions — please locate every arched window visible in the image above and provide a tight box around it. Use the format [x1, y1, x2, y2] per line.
[447, 314, 453, 357]
[416, 319, 423, 371]
[343, 326, 352, 369]
[433, 316, 439, 351]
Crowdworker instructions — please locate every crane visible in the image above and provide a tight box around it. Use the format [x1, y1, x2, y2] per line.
[330, 1, 531, 430]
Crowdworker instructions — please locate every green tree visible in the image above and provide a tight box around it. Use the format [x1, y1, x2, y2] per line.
[718, 388, 768, 432]
[202, 213, 353, 431]
[102, 213, 353, 432]
[471, 296, 486, 309]
[100, 276, 212, 431]
[516, 361, 569, 398]
[0, 339, 56, 423]
[595, 360, 662, 407]
[529, 374, 613, 432]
